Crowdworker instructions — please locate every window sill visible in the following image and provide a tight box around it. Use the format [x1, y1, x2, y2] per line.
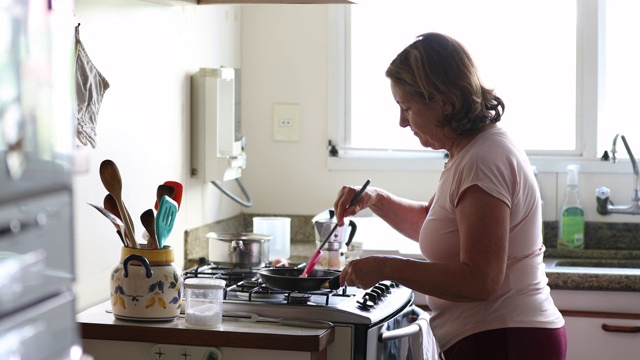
[328, 151, 634, 175]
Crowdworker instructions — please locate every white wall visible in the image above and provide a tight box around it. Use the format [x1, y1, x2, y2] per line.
[72, 0, 242, 311]
[240, 5, 440, 216]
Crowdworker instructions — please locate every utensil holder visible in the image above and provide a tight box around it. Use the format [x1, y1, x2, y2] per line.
[110, 247, 182, 321]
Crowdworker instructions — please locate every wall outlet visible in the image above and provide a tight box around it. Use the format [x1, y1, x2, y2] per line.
[273, 103, 300, 142]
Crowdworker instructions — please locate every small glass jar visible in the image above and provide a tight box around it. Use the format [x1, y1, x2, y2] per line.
[184, 278, 226, 328]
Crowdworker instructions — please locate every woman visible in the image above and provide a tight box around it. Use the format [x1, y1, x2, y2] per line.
[334, 33, 566, 359]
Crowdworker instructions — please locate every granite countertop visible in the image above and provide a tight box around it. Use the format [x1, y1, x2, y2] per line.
[544, 249, 640, 292]
[187, 216, 640, 294]
[289, 243, 640, 292]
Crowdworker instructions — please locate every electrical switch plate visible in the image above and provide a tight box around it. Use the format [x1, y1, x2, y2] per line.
[273, 103, 300, 142]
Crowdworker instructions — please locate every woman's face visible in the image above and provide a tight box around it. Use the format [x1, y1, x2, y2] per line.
[390, 81, 451, 151]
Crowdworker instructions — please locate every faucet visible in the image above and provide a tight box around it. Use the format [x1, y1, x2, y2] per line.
[596, 134, 640, 215]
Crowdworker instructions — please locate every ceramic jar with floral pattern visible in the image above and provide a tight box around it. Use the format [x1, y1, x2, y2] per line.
[110, 247, 182, 321]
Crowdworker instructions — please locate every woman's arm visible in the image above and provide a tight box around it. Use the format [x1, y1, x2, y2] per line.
[333, 185, 432, 241]
[341, 185, 509, 302]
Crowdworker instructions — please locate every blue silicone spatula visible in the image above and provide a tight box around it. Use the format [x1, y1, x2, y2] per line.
[155, 195, 178, 248]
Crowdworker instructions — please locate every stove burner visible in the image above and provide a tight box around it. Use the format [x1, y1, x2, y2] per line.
[285, 293, 311, 304]
[184, 261, 357, 307]
[183, 262, 264, 287]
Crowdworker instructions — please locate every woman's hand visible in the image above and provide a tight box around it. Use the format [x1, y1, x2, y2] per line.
[332, 185, 377, 225]
[340, 256, 388, 289]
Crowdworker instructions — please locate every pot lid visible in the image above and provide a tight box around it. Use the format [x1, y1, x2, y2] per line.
[206, 232, 272, 241]
[184, 278, 226, 290]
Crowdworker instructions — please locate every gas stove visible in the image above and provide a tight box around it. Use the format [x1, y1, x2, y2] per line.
[182, 261, 414, 325]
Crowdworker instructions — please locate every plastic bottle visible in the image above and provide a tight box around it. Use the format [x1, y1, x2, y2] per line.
[558, 165, 585, 249]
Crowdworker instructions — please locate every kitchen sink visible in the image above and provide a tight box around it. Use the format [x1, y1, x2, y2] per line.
[544, 258, 640, 274]
[553, 259, 640, 268]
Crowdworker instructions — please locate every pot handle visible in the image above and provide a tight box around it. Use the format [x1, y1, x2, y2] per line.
[231, 240, 245, 252]
[123, 254, 153, 279]
[345, 220, 357, 247]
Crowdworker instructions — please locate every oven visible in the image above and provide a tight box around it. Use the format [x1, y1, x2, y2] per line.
[183, 260, 424, 359]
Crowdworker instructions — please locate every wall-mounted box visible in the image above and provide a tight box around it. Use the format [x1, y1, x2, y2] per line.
[191, 68, 245, 182]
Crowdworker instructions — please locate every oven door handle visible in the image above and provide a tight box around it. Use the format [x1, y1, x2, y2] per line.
[378, 306, 426, 343]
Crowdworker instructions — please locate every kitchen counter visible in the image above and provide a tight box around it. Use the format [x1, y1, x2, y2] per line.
[290, 242, 640, 293]
[544, 249, 640, 292]
[77, 301, 335, 359]
[197, 215, 640, 294]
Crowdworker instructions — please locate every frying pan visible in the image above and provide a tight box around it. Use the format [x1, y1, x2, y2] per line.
[258, 268, 341, 292]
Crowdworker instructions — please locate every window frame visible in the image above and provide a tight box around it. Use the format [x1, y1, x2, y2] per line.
[326, 0, 625, 174]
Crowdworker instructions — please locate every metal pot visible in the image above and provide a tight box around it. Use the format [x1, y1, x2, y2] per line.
[206, 232, 271, 267]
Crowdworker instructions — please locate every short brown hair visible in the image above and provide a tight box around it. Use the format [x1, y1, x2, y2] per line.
[385, 32, 504, 137]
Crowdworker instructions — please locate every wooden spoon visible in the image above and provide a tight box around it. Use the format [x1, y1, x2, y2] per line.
[140, 209, 158, 249]
[104, 192, 136, 237]
[104, 194, 127, 247]
[99, 160, 138, 248]
[154, 184, 175, 211]
[104, 194, 122, 221]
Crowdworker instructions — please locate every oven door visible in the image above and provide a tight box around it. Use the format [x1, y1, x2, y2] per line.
[371, 306, 440, 360]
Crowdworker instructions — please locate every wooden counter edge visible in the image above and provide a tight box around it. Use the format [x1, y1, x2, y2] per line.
[79, 321, 335, 352]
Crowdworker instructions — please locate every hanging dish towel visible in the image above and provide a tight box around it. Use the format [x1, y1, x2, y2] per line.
[407, 312, 440, 360]
[75, 24, 109, 148]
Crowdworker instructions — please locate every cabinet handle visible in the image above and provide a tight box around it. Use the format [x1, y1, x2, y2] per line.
[602, 324, 640, 333]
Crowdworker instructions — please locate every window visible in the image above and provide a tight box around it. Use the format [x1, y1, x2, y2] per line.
[327, 0, 640, 171]
[598, 0, 640, 157]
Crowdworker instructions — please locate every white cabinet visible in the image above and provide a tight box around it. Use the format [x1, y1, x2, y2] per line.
[564, 313, 640, 360]
[550, 290, 640, 360]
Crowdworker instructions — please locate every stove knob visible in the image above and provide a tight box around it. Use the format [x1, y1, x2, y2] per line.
[373, 285, 388, 297]
[370, 288, 384, 301]
[357, 297, 375, 310]
[378, 282, 392, 293]
[363, 291, 379, 304]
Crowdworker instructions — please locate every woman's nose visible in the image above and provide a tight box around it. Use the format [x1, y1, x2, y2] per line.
[399, 114, 409, 128]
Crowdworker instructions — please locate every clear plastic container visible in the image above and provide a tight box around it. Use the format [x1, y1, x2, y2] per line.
[252, 217, 291, 260]
[184, 278, 226, 328]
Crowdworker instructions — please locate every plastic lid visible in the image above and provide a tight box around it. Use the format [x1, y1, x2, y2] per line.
[184, 278, 226, 290]
[566, 164, 580, 186]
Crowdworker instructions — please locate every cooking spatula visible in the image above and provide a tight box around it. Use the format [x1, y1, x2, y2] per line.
[154, 184, 175, 211]
[87, 202, 127, 247]
[155, 195, 178, 248]
[140, 209, 158, 249]
[163, 181, 183, 209]
[300, 179, 371, 278]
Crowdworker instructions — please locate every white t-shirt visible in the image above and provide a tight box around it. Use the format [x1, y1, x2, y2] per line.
[420, 126, 564, 351]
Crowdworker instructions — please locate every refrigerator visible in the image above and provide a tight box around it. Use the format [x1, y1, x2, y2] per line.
[0, 0, 81, 359]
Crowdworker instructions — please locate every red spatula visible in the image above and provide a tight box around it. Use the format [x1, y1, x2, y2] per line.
[154, 181, 183, 210]
[163, 181, 183, 208]
[300, 179, 370, 278]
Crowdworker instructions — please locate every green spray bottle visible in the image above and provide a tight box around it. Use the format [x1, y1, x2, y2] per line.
[558, 165, 585, 249]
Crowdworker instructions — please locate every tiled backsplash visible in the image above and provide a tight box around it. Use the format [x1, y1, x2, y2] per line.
[543, 221, 640, 250]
